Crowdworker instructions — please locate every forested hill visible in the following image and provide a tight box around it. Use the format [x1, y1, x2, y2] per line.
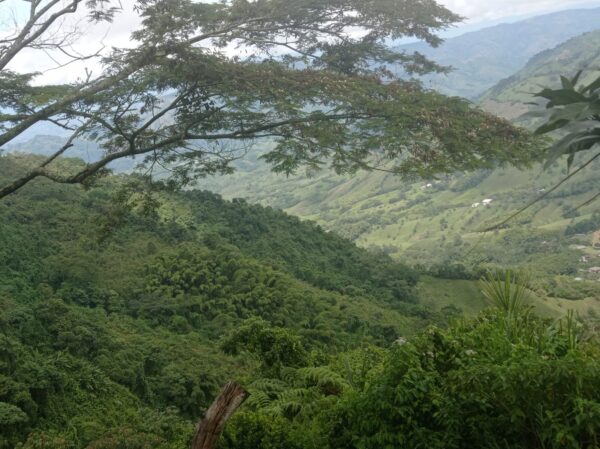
[0, 154, 439, 448]
[480, 29, 600, 122]
[3, 155, 600, 449]
[394, 7, 600, 98]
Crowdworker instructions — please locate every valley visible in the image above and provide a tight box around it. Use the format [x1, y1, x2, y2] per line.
[1, 2, 600, 448]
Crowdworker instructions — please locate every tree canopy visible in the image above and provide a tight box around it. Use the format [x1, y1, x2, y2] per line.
[0, 0, 540, 198]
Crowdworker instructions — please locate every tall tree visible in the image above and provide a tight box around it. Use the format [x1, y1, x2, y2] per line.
[0, 0, 540, 198]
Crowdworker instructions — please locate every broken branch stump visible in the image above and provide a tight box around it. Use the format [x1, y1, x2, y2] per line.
[191, 380, 249, 449]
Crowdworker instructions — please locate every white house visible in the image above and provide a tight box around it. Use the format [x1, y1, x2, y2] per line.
[482, 198, 494, 206]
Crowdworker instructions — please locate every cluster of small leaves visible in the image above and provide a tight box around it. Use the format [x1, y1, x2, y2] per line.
[222, 302, 600, 449]
[0, 0, 543, 198]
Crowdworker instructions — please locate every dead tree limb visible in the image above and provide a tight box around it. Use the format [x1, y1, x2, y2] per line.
[191, 380, 249, 449]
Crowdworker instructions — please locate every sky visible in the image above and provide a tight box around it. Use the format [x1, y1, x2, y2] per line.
[440, 0, 600, 23]
[1, 0, 600, 84]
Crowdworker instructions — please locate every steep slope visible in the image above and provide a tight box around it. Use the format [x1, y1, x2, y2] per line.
[480, 29, 600, 121]
[395, 7, 600, 98]
[0, 154, 439, 448]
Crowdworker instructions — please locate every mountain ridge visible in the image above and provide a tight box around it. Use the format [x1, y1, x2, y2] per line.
[395, 6, 600, 98]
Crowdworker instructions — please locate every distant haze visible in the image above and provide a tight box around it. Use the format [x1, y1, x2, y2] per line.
[439, 0, 600, 24]
[396, 6, 600, 98]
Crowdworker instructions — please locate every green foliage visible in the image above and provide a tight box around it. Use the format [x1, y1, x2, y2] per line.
[221, 413, 301, 449]
[325, 311, 598, 449]
[0, 0, 541, 199]
[481, 270, 531, 316]
[174, 190, 421, 303]
[565, 212, 600, 235]
[0, 156, 429, 447]
[207, 269, 592, 449]
[217, 305, 600, 449]
[2, 156, 600, 449]
[534, 71, 600, 170]
[221, 319, 308, 377]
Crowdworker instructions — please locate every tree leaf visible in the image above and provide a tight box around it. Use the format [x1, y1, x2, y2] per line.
[535, 88, 587, 106]
[571, 70, 583, 87]
[582, 74, 600, 94]
[535, 119, 570, 135]
[560, 76, 574, 90]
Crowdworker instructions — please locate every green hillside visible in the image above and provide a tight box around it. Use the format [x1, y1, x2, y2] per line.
[0, 154, 437, 448]
[480, 29, 600, 121]
[2, 154, 598, 449]
[196, 152, 600, 300]
[193, 28, 600, 308]
[4, 1, 600, 448]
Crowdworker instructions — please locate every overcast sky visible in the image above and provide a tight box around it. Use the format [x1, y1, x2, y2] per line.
[2, 0, 600, 83]
[441, 0, 600, 22]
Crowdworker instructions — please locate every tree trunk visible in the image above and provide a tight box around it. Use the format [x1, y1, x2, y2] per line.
[191, 380, 249, 449]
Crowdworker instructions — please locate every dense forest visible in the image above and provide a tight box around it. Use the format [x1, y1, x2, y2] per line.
[2, 155, 599, 449]
[0, 154, 429, 448]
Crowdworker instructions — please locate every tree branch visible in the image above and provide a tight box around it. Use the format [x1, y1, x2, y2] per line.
[480, 152, 600, 232]
[0, 124, 86, 198]
[0, 0, 82, 71]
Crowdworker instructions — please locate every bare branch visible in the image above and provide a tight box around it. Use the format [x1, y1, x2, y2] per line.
[0, 0, 83, 71]
[0, 121, 89, 198]
[480, 152, 600, 232]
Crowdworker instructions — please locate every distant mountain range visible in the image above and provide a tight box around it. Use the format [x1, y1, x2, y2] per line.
[3, 134, 136, 172]
[395, 7, 600, 98]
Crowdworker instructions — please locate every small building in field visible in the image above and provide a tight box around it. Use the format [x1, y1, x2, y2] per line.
[482, 198, 494, 206]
